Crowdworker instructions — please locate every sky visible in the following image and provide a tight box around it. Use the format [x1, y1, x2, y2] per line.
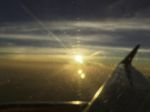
[1, 0, 150, 22]
[0, 0, 150, 56]
[0, 0, 150, 21]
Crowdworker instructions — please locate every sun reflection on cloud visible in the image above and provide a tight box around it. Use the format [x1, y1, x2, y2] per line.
[77, 69, 86, 79]
[80, 73, 86, 79]
[78, 69, 83, 74]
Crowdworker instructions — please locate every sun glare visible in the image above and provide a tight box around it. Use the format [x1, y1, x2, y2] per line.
[74, 54, 84, 64]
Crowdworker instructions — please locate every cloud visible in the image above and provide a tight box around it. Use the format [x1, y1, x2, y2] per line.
[0, 19, 150, 50]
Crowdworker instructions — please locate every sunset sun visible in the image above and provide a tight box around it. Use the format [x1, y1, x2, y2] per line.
[74, 54, 84, 64]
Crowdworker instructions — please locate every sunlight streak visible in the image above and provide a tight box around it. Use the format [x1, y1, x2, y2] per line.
[21, 4, 69, 51]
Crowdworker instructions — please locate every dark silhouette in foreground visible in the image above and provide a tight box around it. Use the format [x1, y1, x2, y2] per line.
[85, 44, 150, 112]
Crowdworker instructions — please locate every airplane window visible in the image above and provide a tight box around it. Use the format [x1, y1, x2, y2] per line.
[0, 0, 150, 112]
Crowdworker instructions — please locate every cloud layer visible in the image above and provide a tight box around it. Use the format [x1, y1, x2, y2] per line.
[0, 19, 150, 60]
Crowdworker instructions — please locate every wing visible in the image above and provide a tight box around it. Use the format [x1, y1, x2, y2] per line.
[84, 44, 150, 112]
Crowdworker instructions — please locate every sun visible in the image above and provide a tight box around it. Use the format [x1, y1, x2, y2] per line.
[74, 54, 84, 64]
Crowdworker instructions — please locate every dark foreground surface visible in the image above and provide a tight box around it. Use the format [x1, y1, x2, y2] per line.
[0, 56, 149, 102]
[0, 102, 87, 112]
